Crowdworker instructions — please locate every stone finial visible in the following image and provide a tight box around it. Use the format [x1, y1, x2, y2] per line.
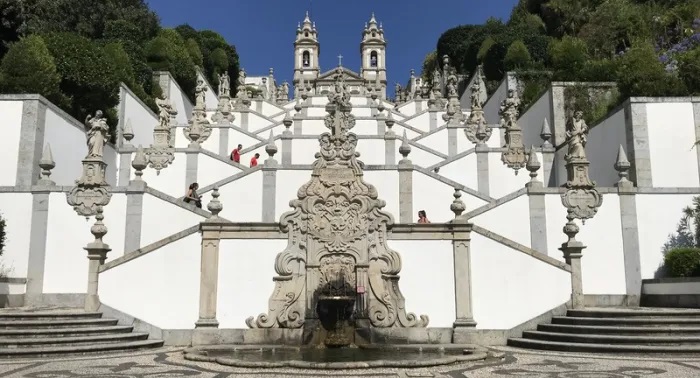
[265, 130, 278, 158]
[377, 100, 385, 113]
[269, 67, 274, 75]
[450, 189, 466, 218]
[614, 144, 632, 188]
[38, 143, 55, 185]
[207, 187, 223, 217]
[89, 206, 108, 246]
[399, 130, 412, 159]
[283, 111, 293, 129]
[385, 110, 395, 129]
[540, 118, 552, 148]
[131, 145, 148, 180]
[294, 98, 302, 113]
[122, 119, 134, 145]
[526, 146, 541, 183]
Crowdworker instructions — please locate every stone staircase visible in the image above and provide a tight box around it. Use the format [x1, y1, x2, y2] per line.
[508, 307, 700, 353]
[0, 307, 163, 358]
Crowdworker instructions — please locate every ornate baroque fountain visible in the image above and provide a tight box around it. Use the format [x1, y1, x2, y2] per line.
[246, 67, 428, 345]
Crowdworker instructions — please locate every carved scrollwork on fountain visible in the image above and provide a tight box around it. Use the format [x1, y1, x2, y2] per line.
[247, 68, 428, 330]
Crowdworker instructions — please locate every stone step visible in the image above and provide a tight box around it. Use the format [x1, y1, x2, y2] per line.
[0, 332, 149, 348]
[522, 330, 700, 345]
[0, 311, 103, 321]
[551, 316, 700, 326]
[0, 318, 118, 330]
[538, 323, 700, 335]
[567, 308, 700, 318]
[508, 337, 700, 353]
[0, 339, 164, 358]
[0, 325, 134, 338]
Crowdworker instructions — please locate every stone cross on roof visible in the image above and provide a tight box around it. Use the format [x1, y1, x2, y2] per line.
[337, 54, 343, 66]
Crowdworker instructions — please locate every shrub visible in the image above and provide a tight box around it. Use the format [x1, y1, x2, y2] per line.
[549, 36, 589, 80]
[664, 248, 700, 277]
[0, 35, 63, 103]
[42, 32, 120, 134]
[678, 47, 700, 94]
[615, 41, 687, 98]
[504, 40, 532, 70]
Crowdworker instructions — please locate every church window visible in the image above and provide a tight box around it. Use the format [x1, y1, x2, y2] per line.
[370, 51, 378, 67]
[304, 31, 309, 37]
[302, 51, 310, 67]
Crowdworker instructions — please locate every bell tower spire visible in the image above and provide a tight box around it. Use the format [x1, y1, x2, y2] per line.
[360, 13, 387, 99]
[294, 11, 320, 98]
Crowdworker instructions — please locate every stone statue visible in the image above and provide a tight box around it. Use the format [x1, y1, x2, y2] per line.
[499, 89, 520, 131]
[446, 74, 458, 98]
[156, 96, 174, 131]
[218, 72, 230, 97]
[84, 110, 110, 159]
[470, 79, 481, 110]
[237, 68, 246, 89]
[282, 82, 289, 100]
[566, 111, 589, 161]
[195, 78, 207, 109]
[433, 69, 441, 91]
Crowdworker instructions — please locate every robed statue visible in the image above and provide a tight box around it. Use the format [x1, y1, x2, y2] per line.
[566, 111, 589, 161]
[84, 110, 110, 159]
[499, 89, 520, 131]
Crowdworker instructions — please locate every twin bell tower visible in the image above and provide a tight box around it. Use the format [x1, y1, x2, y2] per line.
[293, 12, 387, 98]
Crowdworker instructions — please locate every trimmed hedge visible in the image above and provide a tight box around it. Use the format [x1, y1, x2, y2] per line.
[664, 248, 700, 278]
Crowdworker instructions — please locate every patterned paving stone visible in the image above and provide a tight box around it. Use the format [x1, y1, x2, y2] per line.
[0, 347, 698, 377]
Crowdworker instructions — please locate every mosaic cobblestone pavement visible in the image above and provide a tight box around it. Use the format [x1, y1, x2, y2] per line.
[1, 346, 699, 377]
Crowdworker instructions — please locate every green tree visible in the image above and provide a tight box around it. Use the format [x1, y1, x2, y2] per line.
[145, 29, 197, 100]
[42, 32, 120, 131]
[578, 0, 649, 58]
[185, 38, 203, 67]
[0, 212, 5, 256]
[504, 40, 533, 70]
[615, 42, 686, 97]
[0, 35, 62, 103]
[420, 50, 438, 80]
[549, 36, 589, 80]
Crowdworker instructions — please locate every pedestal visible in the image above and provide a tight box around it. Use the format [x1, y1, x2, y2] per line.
[84, 244, 110, 312]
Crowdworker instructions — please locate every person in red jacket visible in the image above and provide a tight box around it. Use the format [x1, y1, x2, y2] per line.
[230, 144, 242, 163]
[250, 153, 260, 168]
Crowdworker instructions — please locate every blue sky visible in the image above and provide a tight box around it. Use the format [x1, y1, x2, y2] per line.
[146, 0, 518, 91]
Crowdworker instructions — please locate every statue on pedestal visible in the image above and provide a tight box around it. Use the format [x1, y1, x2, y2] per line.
[84, 110, 110, 159]
[218, 72, 230, 97]
[195, 79, 207, 110]
[565, 111, 588, 161]
[499, 89, 520, 133]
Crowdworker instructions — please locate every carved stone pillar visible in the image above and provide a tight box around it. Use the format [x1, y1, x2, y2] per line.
[185, 144, 199, 190]
[450, 190, 477, 342]
[560, 111, 602, 309]
[26, 145, 54, 305]
[262, 133, 278, 222]
[282, 112, 293, 166]
[125, 147, 147, 254]
[239, 109, 249, 131]
[384, 114, 396, 165]
[196, 189, 224, 328]
[293, 101, 303, 135]
[615, 145, 641, 306]
[398, 132, 413, 223]
[84, 206, 111, 312]
[526, 148, 548, 254]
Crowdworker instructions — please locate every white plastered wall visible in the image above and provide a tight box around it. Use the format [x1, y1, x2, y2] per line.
[646, 102, 698, 187]
[0, 101, 23, 186]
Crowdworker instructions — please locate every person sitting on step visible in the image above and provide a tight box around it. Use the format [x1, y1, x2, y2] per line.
[417, 210, 431, 224]
[183, 182, 202, 208]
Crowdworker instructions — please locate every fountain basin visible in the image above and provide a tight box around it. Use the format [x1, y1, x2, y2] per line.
[183, 344, 491, 369]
